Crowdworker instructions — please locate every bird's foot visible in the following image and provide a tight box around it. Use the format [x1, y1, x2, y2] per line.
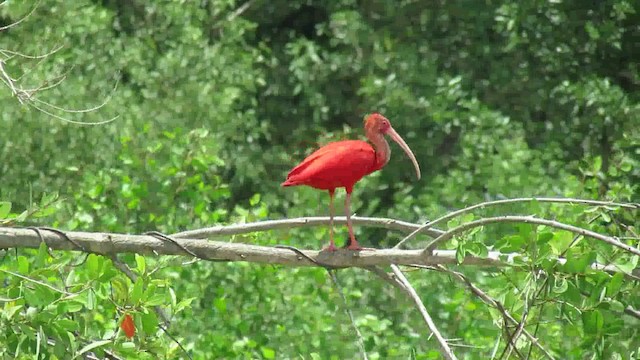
[344, 238, 375, 251]
[323, 243, 339, 252]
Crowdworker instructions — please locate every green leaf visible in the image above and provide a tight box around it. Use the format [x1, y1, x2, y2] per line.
[528, 198, 542, 216]
[86, 254, 100, 277]
[74, 340, 112, 359]
[141, 311, 158, 334]
[135, 254, 146, 275]
[563, 249, 595, 273]
[214, 297, 227, 313]
[130, 278, 144, 304]
[496, 235, 525, 252]
[249, 193, 261, 206]
[518, 223, 534, 243]
[582, 309, 604, 336]
[17, 256, 29, 273]
[592, 156, 602, 171]
[615, 254, 639, 273]
[65, 301, 84, 313]
[111, 277, 129, 303]
[460, 213, 475, 223]
[550, 231, 574, 255]
[455, 244, 465, 264]
[0, 201, 11, 219]
[606, 273, 624, 297]
[87, 290, 97, 310]
[552, 277, 568, 294]
[57, 319, 79, 332]
[537, 232, 554, 244]
[146, 293, 166, 306]
[261, 347, 276, 359]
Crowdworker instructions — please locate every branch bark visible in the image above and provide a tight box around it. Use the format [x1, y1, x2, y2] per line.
[0, 227, 493, 268]
[1, 227, 637, 277]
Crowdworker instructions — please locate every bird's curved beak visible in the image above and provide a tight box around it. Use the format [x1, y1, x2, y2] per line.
[386, 126, 421, 180]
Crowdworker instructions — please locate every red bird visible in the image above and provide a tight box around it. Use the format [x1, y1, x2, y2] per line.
[282, 113, 421, 251]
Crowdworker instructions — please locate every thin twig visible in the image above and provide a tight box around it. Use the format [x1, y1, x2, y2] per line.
[390, 265, 458, 360]
[424, 215, 640, 257]
[0, 268, 70, 295]
[171, 216, 444, 239]
[0, 0, 41, 31]
[227, 0, 254, 22]
[396, 197, 638, 249]
[328, 270, 369, 360]
[428, 265, 556, 360]
[159, 324, 193, 360]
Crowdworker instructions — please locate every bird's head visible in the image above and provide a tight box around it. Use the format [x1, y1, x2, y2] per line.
[364, 113, 421, 180]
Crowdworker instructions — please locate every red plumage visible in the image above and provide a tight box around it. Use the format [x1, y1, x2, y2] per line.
[281, 140, 377, 192]
[282, 113, 421, 251]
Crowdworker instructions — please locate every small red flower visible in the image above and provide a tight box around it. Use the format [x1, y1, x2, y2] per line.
[120, 313, 135, 339]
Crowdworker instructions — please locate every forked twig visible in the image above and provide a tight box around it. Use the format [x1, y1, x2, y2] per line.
[0, 0, 41, 31]
[424, 215, 640, 256]
[426, 265, 556, 360]
[396, 197, 638, 249]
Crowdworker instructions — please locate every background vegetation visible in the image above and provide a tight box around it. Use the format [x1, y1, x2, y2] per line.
[1, 0, 638, 359]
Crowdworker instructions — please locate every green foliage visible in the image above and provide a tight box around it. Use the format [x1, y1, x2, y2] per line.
[1, 0, 639, 358]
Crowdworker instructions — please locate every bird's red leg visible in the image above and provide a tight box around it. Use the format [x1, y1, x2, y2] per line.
[324, 189, 338, 252]
[344, 190, 363, 250]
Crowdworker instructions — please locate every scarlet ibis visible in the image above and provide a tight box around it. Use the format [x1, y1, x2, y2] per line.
[282, 113, 421, 251]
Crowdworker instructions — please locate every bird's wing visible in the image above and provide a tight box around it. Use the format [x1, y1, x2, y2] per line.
[285, 140, 375, 186]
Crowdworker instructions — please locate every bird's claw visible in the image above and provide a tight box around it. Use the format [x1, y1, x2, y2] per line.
[324, 243, 339, 252]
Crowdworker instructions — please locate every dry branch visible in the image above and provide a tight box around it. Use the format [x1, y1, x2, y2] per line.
[0, 227, 497, 268]
[397, 197, 638, 249]
[390, 265, 458, 360]
[1, 225, 637, 277]
[171, 216, 444, 239]
[424, 215, 640, 257]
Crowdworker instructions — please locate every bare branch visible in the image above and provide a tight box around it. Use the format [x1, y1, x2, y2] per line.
[30, 73, 120, 114]
[28, 102, 120, 125]
[171, 216, 444, 239]
[0, 45, 65, 61]
[430, 265, 556, 360]
[0, 0, 41, 31]
[397, 197, 638, 249]
[227, 0, 254, 22]
[1, 227, 637, 278]
[390, 265, 458, 360]
[0, 227, 497, 268]
[424, 215, 640, 257]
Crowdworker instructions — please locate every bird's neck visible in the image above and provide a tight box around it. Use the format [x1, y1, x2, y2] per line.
[367, 131, 390, 171]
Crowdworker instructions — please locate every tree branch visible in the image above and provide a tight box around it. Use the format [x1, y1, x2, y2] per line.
[390, 265, 457, 360]
[0, 227, 495, 268]
[171, 216, 444, 239]
[1, 227, 637, 278]
[428, 265, 556, 359]
[424, 215, 640, 257]
[396, 197, 638, 249]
